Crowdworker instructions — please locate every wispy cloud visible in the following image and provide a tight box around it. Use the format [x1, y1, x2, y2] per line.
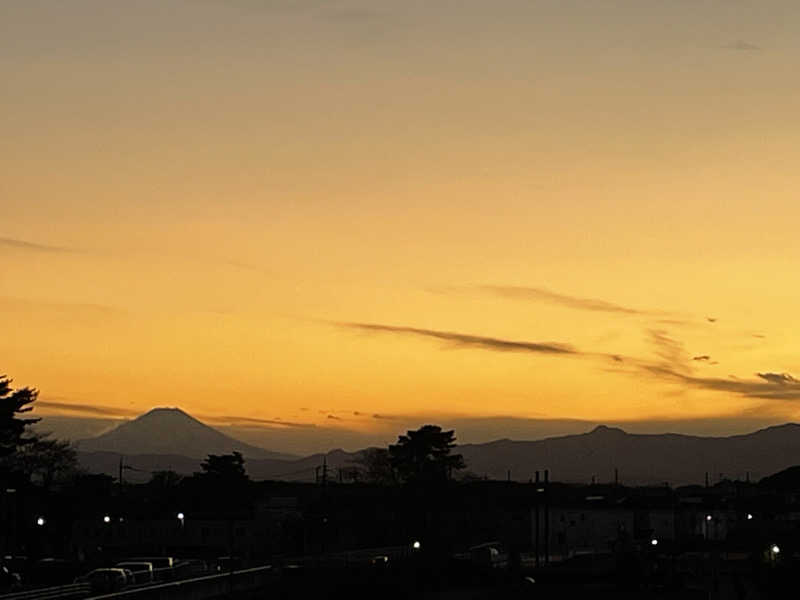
[35, 400, 138, 418]
[223, 260, 274, 275]
[336, 319, 795, 404]
[0, 236, 74, 253]
[207, 415, 316, 429]
[647, 329, 690, 375]
[655, 318, 697, 327]
[339, 322, 577, 355]
[0, 296, 122, 316]
[724, 40, 761, 51]
[757, 373, 799, 386]
[35, 402, 319, 428]
[642, 365, 800, 401]
[474, 285, 654, 315]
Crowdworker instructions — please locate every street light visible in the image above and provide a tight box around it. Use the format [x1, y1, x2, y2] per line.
[103, 515, 111, 524]
[412, 541, 421, 550]
[747, 513, 754, 520]
[771, 544, 780, 555]
[705, 515, 712, 521]
[36, 517, 45, 527]
[650, 538, 658, 546]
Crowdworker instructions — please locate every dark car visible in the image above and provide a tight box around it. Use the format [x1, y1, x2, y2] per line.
[85, 568, 128, 594]
[0, 565, 22, 592]
[29, 558, 79, 586]
[215, 556, 242, 572]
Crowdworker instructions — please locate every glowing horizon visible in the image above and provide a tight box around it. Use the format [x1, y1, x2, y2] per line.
[4, 1, 800, 446]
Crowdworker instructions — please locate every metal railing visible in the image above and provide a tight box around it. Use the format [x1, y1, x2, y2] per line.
[85, 566, 274, 600]
[0, 545, 415, 600]
[0, 583, 91, 600]
[0, 562, 207, 600]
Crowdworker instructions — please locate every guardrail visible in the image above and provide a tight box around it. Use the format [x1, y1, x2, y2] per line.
[0, 563, 209, 600]
[85, 567, 274, 600]
[1, 546, 415, 600]
[0, 583, 91, 600]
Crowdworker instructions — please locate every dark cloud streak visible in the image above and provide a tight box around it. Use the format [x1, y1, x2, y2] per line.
[643, 366, 800, 400]
[339, 322, 576, 355]
[476, 285, 656, 315]
[757, 373, 800, 386]
[0, 236, 73, 253]
[335, 320, 798, 403]
[208, 415, 316, 429]
[35, 400, 139, 417]
[724, 40, 761, 51]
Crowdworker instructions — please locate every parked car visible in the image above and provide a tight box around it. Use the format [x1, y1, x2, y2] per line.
[29, 558, 80, 586]
[177, 559, 208, 577]
[214, 556, 242, 572]
[469, 542, 508, 569]
[115, 562, 154, 584]
[370, 555, 389, 568]
[130, 557, 172, 569]
[0, 565, 22, 592]
[85, 568, 128, 594]
[129, 557, 173, 580]
[1, 556, 29, 584]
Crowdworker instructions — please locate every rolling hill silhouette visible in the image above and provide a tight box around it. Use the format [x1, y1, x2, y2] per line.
[75, 408, 800, 485]
[456, 423, 800, 485]
[76, 407, 296, 460]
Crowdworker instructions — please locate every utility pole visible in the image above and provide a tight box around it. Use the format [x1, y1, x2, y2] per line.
[534, 471, 540, 568]
[321, 456, 329, 556]
[118, 456, 137, 489]
[544, 469, 550, 565]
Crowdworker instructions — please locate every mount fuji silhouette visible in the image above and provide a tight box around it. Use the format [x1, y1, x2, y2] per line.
[77, 407, 295, 460]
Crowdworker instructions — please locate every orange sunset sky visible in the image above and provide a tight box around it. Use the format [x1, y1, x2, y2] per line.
[3, 0, 800, 452]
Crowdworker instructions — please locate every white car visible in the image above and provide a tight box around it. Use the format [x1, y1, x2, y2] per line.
[116, 562, 154, 584]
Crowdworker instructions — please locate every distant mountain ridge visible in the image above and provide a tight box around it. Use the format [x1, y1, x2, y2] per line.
[456, 423, 800, 485]
[75, 408, 800, 486]
[77, 448, 357, 483]
[76, 407, 296, 461]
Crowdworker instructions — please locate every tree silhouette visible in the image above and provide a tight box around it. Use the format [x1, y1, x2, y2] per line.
[199, 451, 248, 482]
[193, 452, 250, 515]
[148, 469, 183, 490]
[353, 447, 395, 484]
[389, 425, 465, 484]
[0, 375, 40, 458]
[1, 374, 78, 489]
[13, 436, 78, 489]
